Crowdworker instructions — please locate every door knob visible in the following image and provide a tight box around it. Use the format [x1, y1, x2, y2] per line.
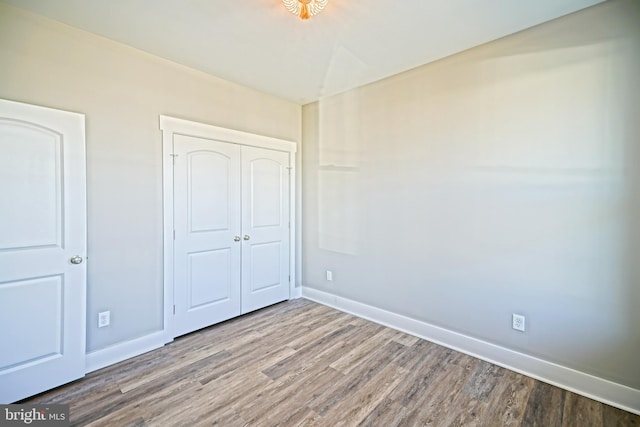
[243, 235, 250, 241]
[234, 236, 241, 242]
[70, 256, 83, 264]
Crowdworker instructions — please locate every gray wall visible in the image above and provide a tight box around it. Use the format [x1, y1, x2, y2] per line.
[0, 3, 301, 353]
[302, 0, 640, 389]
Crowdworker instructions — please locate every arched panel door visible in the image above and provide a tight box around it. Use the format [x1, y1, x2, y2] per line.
[0, 99, 86, 403]
[173, 135, 242, 337]
[241, 146, 290, 313]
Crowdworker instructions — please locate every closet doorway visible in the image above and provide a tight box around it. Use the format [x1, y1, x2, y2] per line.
[160, 116, 296, 338]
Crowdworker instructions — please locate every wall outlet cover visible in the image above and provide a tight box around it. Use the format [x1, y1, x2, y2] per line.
[512, 313, 525, 332]
[98, 311, 110, 328]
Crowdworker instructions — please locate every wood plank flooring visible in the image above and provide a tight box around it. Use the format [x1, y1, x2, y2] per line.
[23, 299, 639, 426]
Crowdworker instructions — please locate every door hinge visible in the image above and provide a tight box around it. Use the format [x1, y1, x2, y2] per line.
[173, 230, 176, 240]
[289, 275, 291, 282]
[173, 305, 176, 315]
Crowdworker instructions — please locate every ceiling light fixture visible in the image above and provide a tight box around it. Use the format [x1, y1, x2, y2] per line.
[282, 0, 328, 20]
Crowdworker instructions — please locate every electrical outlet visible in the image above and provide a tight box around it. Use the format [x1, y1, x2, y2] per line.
[98, 311, 110, 328]
[326, 270, 333, 281]
[512, 313, 525, 332]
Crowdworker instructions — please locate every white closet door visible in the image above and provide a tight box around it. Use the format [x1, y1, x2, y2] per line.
[173, 135, 241, 337]
[0, 99, 86, 403]
[241, 146, 290, 313]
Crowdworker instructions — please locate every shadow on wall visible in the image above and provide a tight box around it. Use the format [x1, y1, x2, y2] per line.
[317, 92, 362, 256]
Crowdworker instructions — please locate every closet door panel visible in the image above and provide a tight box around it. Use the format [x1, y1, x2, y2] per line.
[241, 147, 290, 313]
[173, 135, 241, 337]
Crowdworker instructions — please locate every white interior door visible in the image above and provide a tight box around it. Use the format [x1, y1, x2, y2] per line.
[0, 99, 86, 403]
[241, 146, 290, 313]
[173, 135, 242, 337]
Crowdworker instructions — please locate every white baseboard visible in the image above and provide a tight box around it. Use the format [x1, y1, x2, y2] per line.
[86, 287, 302, 375]
[85, 331, 166, 374]
[302, 286, 640, 415]
[290, 286, 302, 299]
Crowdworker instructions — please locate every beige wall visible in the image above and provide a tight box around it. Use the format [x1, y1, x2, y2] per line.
[302, 0, 640, 389]
[0, 3, 301, 353]
[2, 0, 639, 396]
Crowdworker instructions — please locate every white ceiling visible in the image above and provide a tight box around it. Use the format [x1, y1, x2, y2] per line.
[2, 0, 605, 104]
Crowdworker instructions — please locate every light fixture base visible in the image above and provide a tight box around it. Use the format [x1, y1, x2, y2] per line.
[282, 0, 328, 20]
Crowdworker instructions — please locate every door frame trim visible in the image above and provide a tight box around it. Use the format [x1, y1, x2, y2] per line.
[159, 115, 297, 343]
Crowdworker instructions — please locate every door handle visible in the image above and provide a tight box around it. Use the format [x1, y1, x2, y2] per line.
[243, 235, 250, 241]
[234, 236, 241, 242]
[70, 255, 83, 264]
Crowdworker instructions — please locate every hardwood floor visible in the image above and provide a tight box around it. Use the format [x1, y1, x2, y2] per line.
[23, 299, 639, 426]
